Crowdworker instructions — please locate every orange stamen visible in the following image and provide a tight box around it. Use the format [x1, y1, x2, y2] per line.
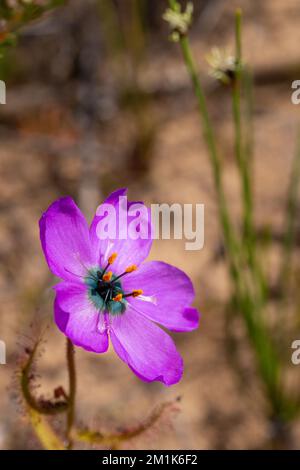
[132, 289, 143, 297]
[103, 271, 113, 282]
[108, 252, 118, 265]
[113, 293, 123, 302]
[125, 265, 138, 273]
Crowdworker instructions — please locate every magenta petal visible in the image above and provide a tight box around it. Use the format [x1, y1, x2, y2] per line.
[54, 282, 108, 353]
[110, 306, 183, 386]
[179, 307, 200, 332]
[89, 188, 127, 261]
[122, 261, 200, 332]
[89, 188, 153, 271]
[40, 197, 95, 283]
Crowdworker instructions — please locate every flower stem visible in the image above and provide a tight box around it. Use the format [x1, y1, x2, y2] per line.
[166, 1, 286, 418]
[232, 11, 253, 258]
[168, 0, 177, 8]
[279, 131, 300, 289]
[29, 408, 65, 450]
[232, 9, 267, 303]
[66, 338, 77, 448]
[167, 1, 240, 286]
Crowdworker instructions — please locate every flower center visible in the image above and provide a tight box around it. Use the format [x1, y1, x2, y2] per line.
[85, 253, 143, 315]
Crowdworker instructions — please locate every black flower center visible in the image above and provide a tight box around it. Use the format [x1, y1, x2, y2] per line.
[85, 253, 143, 316]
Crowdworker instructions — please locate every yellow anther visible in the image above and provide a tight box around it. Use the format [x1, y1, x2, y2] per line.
[103, 271, 113, 282]
[113, 293, 123, 302]
[108, 252, 117, 265]
[132, 289, 143, 297]
[125, 265, 138, 273]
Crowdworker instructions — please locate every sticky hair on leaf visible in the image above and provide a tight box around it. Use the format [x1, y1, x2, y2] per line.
[75, 398, 181, 449]
[17, 329, 69, 417]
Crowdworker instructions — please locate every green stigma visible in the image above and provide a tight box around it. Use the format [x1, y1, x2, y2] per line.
[85, 268, 127, 315]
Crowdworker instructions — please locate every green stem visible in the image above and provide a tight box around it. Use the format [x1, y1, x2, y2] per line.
[167, 0, 285, 419]
[244, 68, 254, 166]
[167, 1, 244, 297]
[279, 132, 300, 289]
[29, 409, 66, 450]
[168, 0, 177, 8]
[235, 8, 242, 62]
[66, 339, 77, 448]
[232, 10, 253, 258]
[232, 10, 267, 303]
[177, 36, 241, 285]
[231, 9, 283, 413]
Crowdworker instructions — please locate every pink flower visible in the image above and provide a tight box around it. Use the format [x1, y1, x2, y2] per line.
[39, 189, 199, 386]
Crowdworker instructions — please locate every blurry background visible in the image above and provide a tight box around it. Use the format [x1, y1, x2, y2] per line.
[0, 0, 300, 449]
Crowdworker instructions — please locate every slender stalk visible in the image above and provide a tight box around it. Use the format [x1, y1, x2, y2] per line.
[167, 8, 240, 285]
[232, 10, 267, 303]
[29, 409, 65, 450]
[234, 12, 298, 427]
[166, 0, 285, 421]
[66, 339, 77, 448]
[244, 68, 254, 167]
[279, 132, 300, 288]
[232, 11, 253, 263]
[168, 0, 177, 8]
[230, 9, 282, 415]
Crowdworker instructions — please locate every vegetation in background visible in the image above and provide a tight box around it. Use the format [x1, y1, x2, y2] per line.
[164, 0, 300, 447]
